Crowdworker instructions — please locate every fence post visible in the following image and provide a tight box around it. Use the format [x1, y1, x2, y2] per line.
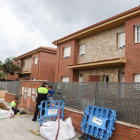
[95, 82, 99, 106]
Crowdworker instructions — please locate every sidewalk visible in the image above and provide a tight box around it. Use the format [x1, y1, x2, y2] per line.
[0, 98, 82, 140]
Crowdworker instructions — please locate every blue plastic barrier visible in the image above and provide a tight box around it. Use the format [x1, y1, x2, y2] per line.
[38, 100, 65, 125]
[81, 106, 117, 140]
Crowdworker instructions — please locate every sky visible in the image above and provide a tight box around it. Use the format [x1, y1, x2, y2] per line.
[0, 0, 140, 62]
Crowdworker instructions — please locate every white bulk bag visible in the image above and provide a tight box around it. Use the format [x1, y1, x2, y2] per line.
[57, 119, 70, 140]
[40, 121, 58, 140]
[66, 117, 76, 139]
[0, 108, 14, 119]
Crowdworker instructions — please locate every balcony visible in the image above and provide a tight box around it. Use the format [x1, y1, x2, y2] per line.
[68, 57, 126, 69]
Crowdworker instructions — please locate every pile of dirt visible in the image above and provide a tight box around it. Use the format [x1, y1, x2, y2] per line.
[0, 102, 9, 111]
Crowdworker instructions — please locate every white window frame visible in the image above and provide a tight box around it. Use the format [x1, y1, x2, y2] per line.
[104, 75, 109, 88]
[63, 46, 71, 58]
[79, 44, 85, 56]
[34, 57, 37, 65]
[134, 73, 140, 91]
[117, 32, 125, 49]
[79, 74, 83, 82]
[32, 78, 36, 81]
[62, 76, 69, 82]
[135, 25, 140, 43]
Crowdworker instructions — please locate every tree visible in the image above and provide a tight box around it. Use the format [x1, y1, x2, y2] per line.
[0, 72, 5, 79]
[0, 58, 20, 81]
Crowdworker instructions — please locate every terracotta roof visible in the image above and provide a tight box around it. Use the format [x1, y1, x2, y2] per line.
[39, 46, 57, 52]
[68, 58, 123, 66]
[53, 5, 140, 44]
[15, 46, 57, 60]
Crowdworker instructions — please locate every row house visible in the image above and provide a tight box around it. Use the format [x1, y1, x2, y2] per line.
[53, 6, 140, 83]
[8, 47, 57, 82]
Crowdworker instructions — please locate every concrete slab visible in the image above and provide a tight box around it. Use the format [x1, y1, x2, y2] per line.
[0, 98, 82, 140]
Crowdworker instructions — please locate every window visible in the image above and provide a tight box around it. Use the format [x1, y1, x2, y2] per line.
[32, 78, 36, 81]
[134, 74, 140, 82]
[79, 44, 85, 56]
[134, 74, 140, 91]
[23, 61, 25, 68]
[17, 62, 20, 67]
[34, 57, 37, 65]
[62, 76, 69, 82]
[104, 75, 109, 88]
[63, 46, 71, 58]
[118, 33, 125, 48]
[79, 74, 83, 82]
[121, 72, 125, 82]
[104, 75, 109, 82]
[135, 25, 140, 43]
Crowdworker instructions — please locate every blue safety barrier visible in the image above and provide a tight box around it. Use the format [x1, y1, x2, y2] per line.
[38, 100, 65, 125]
[81, 106, 117, 140]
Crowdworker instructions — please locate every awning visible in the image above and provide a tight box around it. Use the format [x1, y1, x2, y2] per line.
[68, 58, 126, 69]
[21, 71, 31, 74]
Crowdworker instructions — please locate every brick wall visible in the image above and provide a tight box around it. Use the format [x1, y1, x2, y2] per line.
[86, 75, 99, 82]
[64, 109, 140, 140]
[20, 81, 44, 112]
[8, 50, 56, 82]
[31, 52, 40, 80]
[38, 52, 56, 82]
[55, 39, 79, 82]
[5, 93, 16, 103]
[125, 16, 140, 82]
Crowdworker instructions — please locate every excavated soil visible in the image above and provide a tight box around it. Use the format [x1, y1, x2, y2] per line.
[0, 102, 9, 111]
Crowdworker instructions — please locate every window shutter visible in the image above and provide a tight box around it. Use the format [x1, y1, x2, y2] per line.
[137, 26, 140, 42]
[135, 74, 140, 82]
[62, 77, 69, 82]
[34, 57, 37, 65]
[79, 44, 85, 56]
[134, 74, 140, 90]
[118, 33, 125, 48]
[64, 46, 71, 58]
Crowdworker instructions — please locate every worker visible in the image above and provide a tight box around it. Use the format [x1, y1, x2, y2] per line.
[10, 97, 20, 115]
[32, 82, 48, 121]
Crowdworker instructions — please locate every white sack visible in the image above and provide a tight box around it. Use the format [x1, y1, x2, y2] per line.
[66, 117, 76, 139]
[40, 121, 58, 140]
[0, 108, 14, 119]
[57, 119, 70, 140]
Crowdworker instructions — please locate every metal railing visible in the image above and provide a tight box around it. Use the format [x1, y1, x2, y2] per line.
[7, 81, 21, 99]
[97, 82, 140, 124]
[0, 82, 8, 90]
[55, 82, 96, 110]
[6, 81, 140, 125]
[53, 82, 140, 125]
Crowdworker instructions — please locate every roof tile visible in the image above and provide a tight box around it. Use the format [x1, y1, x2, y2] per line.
[53, 5, 140, 44]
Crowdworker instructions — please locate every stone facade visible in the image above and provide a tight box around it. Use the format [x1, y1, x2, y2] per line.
[22, 57, 32, 72]
[77, 25, 125, 63]
[77, 65, 125, 82]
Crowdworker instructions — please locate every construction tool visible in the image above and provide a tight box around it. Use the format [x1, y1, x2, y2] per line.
[30, 129, 40, 136]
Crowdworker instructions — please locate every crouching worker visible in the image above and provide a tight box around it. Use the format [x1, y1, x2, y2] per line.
[10, 97, 20, 115]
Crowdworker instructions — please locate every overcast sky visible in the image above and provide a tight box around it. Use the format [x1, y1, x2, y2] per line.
[0, 0, 140, 62]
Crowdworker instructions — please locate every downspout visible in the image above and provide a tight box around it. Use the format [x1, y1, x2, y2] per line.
[57, 42, 60, 82]
[37, 51, 41, 80]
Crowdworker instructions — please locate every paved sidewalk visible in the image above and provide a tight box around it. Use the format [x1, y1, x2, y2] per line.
[0, 98, 82, 140]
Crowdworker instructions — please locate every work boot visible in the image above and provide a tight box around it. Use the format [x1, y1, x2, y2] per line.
[32, 119, 37, 121]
